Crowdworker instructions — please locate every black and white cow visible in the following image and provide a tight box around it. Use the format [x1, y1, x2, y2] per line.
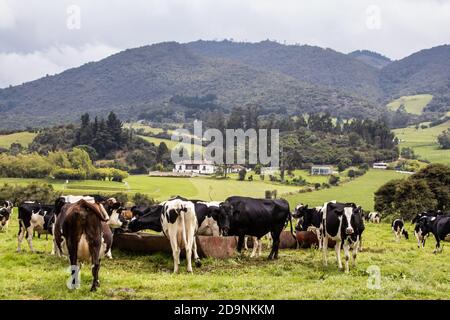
[216, 196, 293, 260]
[161, 198, 198, 273]
[411, 210, 444, 248]
[127, 204, 164, 232]
[321, 201, 365, 272]
[368, 212, 381, 223]
[415, 214, 450, 254]
[17, 202, 56, 252]
[391, 219, 409, 242]
[293, 204, 323, 248]
[0, 200, 13, 232]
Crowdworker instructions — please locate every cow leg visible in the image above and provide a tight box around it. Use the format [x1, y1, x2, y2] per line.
[322, 236, 328, 266]
[268, 231, 280, 260]
[26, 226, 35, 253]
[433, 235, 442, 254]
[169, 235, 180, 273]
[68, 245, 79, 290]
[343, 242, 350, 273]
[105, 249, 113, 259]
[250, 237, 258, 258]
[317, 230, 323, 250]
[352, 241, 359, 267]
[258, 238, 262, 257]
[244, 236, 249, 251]
[186, 242, 193, 273]
[335, 240, 343, 270]
[237, 235, 245, 255]
[17, 223, 25, 253]
[90, 244, 101, 292]
[192, 239, 202, 267]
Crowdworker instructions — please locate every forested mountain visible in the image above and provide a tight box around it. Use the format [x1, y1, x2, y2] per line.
[0, 41, 449, 129]
[348, 50, 392, 69]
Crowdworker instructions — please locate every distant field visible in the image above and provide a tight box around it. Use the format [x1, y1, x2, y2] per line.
[387, 94, 433, 115]
[138, 135, 203, 154]
[285, 169, 407, 211]
[393, 120, 450, 164]
[0, 175, 302, 201]
[0, 132, 37, 149]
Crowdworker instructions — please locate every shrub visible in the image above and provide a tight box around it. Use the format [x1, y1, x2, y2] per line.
[238, 168, 247, 181]
[132, 193, 155, 206]
[329, 175, 340, 186]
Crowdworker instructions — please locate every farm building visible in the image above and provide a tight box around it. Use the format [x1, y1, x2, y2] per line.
[173, 160, 216, 175]
[373, 162, 388, 169]
[226, 164, 248, 173]
[310, 165, 333, 175]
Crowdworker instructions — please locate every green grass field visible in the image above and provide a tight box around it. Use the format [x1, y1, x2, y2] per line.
[0, 169, 402, 210]
[387, 94, 433, 115]
[1, 214, 449, 299]
[393, 120, 450, 164]
[286, 170, 406, 211]
[0, 132, 37, 149]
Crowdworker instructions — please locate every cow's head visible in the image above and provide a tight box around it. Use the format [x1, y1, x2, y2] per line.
[293, 204, 307, 218]
[214, 202, 233, 236]
[106, 201, 124, 229]
[128, 205, 163, 232]
[332, 202, 358, 237]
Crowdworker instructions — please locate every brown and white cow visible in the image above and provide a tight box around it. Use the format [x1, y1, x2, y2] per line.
[53, 199, 111, 291]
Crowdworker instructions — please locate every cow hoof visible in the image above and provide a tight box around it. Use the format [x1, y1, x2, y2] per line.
[195, 259, 202, 268]
[90, 287, 97, 292]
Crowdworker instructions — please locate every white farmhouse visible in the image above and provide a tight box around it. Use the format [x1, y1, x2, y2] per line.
[173, 160, 216, 175]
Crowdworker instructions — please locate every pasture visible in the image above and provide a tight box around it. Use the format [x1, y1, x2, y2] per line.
[0, 213, 449, 299]
[0, 169, 402, 209]
[0, 132, 37, 149]
[387, 94, 433, 115]
[393, 120, 450, 164]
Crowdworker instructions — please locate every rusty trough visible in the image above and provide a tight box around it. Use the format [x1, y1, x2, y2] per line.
[113, 232, 238, 259]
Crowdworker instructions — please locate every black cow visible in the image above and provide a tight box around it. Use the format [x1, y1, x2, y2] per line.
[17, 202, 56, 252]
[0, 200, 13, 231]
[321, 201, 364, 272]
[391, 219, 409, 241]
[411, 210, 445, 248]
[293, 204, 323, 248]
[216, 196, 293, 260]
[415, 214, 450, 253]
[127, 204, 164, 232]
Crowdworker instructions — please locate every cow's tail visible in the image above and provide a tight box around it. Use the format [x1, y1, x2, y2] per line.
[288, 211, 296, 240]
[180, 211, 188, 249]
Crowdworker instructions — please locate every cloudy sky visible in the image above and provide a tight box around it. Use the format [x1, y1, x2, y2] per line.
[1, 0, 449, 88]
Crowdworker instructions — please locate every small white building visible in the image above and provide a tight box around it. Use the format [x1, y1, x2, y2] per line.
[311, 165, 333, 175]
[173, 160, 216, 175]
[261, 167, 280, 175]
[373, 162, 388, 170]
[226, 164, 248, 174]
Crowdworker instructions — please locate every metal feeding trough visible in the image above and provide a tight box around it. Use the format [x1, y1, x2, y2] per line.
[113, 232, 238, 259]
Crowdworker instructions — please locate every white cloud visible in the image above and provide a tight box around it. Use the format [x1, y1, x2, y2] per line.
[0, 0, 15, 29]
[0, 43, 119, 87]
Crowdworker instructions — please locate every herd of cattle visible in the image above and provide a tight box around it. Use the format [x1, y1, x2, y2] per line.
[0, 196, 449, 292]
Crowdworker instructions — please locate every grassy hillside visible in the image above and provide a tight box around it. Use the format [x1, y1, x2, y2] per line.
[0, 132, 37, 149]
[285, 170, 406, 211]
[393, 120, 450, 164]
[1, 213, 448, 299]
[387, 94, 433, 115]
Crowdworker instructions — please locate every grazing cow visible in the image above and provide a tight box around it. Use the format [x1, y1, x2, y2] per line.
[368, 212, 381, 223]
[293, 204, 323, 248]
[0, 200, 13, 231]
[391, 219, 409, 241]
[411, 210, 444, 248]
[17, 202, 56, 252]
[127, 204, 164, 232]
[217, 196, 293, 260]
[321, 202, 364, 272]
[415, 214, 450, 254]
[53, 199, 111, 291]
[161, 198, 198, 273]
